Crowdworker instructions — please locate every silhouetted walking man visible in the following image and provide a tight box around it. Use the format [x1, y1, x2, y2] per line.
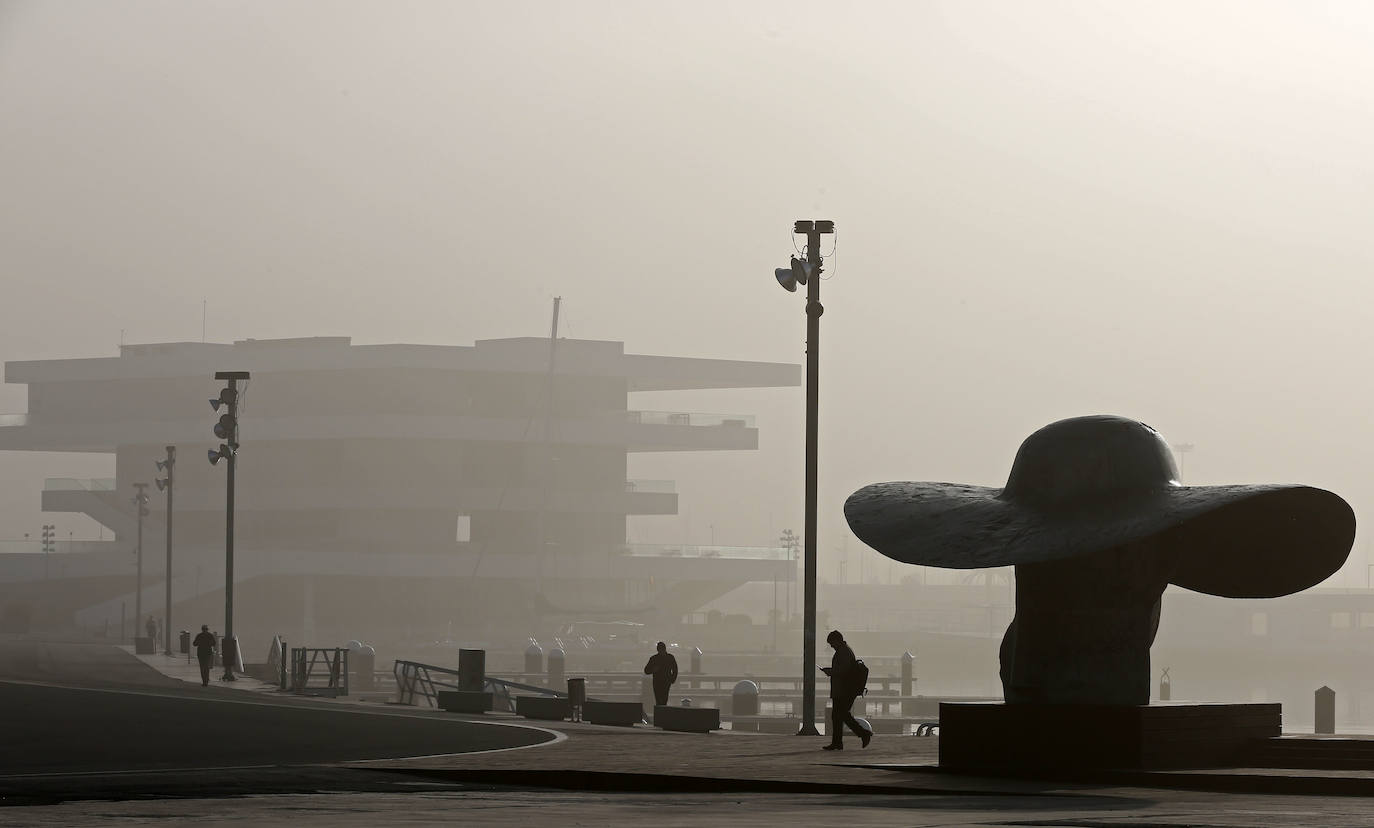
[821, 629, 872, 750]
[192, 624, 217, 687]
[644, 641, 678, 706]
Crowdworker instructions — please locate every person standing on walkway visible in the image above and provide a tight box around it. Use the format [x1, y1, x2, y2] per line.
[145, 615, 157, 641]
[821, 629, 873, 750]
[192, 624, 217, 687]
[643, 641, 678, 706]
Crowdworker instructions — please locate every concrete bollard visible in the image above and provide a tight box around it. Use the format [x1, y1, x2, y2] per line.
[901, 651, 916, 715]
[351, 644, 376, 691]
[732, 679, 760, 717]
[1316, 686, 1335, 735]
[641, 675, 656, 720]
[524, 641, 544, 674]
[548, 647, 565, 689]
[690, 646, 702, 674]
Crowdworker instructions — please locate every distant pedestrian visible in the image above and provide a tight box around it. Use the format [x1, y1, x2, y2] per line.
[643, 641, 678, 706]
[145, 615, 157, 641]
[192, 624, 217, 686]
[821, 630, 873, 750]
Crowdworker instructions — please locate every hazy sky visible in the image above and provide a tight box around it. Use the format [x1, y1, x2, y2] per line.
[2, 1, 1373, 584]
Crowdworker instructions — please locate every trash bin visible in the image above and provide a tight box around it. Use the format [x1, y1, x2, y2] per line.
[221, 637, 238, 671]
[179, 630, 191, 654]
[458, 649, 486, 692]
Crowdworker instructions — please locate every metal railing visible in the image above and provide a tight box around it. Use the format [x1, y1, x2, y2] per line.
[44, 477, 116, 491]
[618, 543, 794, 560]
[393, 659, 562, 711]
[626, 411, 755, 428]
[624, 479, 676, 493]
[290, 647, 349, 697]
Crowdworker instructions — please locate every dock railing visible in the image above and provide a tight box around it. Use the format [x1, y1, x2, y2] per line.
[393, 659, 563, 711]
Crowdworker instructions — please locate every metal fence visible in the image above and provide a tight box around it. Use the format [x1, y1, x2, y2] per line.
[290, 647, 349, 697]
[393, 659, 561, 711]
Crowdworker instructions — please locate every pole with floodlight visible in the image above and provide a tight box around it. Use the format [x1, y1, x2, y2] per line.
[156, 446, 175, 655]
[209, 371, 249, 680]
[774, 218, 834, 736]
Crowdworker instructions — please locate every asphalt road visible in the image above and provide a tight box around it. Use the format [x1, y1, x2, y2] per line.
[0, 637, 555, 804]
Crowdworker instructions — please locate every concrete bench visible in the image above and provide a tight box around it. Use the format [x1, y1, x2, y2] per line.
[437, 690, 492, 714]
[582, 700, 644, 726]
[134, 637, 156, 655]
[516, 696, 571, 721]
[654, 705, 720, 733]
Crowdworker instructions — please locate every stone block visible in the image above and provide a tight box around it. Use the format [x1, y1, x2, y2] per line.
[939, 701, 1281, 771]
[654, 705, 720, 733]
[582, 700, 643, 726]
[436, 690, 493, 714]
[516, 695, 571, 721]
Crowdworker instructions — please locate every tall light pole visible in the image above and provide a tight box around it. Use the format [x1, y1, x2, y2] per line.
[156, 446, 176, 656]
[774, 218, 834, 736]
[209, 371, 249, 681]
[132, 484, 150, 633]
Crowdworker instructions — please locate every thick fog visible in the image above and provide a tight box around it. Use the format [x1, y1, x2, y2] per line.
[2, 0, 1373, 589]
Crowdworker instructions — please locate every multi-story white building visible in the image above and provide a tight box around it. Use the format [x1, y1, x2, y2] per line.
[0, 336, 799, 647]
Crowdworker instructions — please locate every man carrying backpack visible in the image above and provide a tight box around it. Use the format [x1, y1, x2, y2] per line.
[820, 629, 873, 750]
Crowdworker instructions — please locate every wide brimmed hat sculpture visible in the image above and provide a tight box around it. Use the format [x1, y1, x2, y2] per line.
[845, 415, 1355, 705]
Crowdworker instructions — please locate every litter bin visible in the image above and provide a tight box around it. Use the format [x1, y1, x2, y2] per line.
[458, 649, 486, 692]
[221, 636, 238, 671]
[179, 630, 191, 654]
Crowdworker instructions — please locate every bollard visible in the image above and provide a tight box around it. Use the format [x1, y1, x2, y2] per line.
[732, 679, 760, 717]
[351, 643, 376, 692]
[641, 675, 656, 721]
[900, 651, 916, 715]
[1159, 667, 1171, 701]
[279, 640, 288, 690]
[690, 647, 702, 674]
[458, 649, 485, 693]
[548, 647, 565, 689]
[1316, 686, 1335, 735]
[524, 641, 544, 674]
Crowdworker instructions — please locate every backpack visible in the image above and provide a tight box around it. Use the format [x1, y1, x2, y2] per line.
[851, 658, 870, 696]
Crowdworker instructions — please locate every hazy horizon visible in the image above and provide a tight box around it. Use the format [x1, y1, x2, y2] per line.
[3, 1, 1373, 586]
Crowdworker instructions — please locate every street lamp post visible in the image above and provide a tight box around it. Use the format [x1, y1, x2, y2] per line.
[156, 446, 176, 655]
[774, 218, 834, 736]
[209, 371, 249, 681]
[132, 483, 150, 634]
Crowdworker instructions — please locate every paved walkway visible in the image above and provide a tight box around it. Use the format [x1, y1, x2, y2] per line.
[126, 647, 1374, 799]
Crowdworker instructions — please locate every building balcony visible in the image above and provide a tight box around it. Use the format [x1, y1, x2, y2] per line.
[0, 411, 758, 453]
